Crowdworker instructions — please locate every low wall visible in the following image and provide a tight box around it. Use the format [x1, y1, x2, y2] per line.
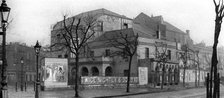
[79, 76, 139, 89]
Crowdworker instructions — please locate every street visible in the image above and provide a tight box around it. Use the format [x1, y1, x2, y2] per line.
[6, 85, 224, 98]
[117, 85, 224, 98]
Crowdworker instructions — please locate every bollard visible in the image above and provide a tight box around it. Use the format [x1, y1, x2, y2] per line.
[217, 73, 220, 98]
[21, 82, 23, 91]
[34, 81, 35, 91]
[206, 73, 209, 98]
[25, 82, 27, 92]
[15, 82, 17, 92]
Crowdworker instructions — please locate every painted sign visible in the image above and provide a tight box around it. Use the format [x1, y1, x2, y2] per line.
[138, 67, 148, 85]
[43, 58, 68, 87]
[81, 76, 138, 84]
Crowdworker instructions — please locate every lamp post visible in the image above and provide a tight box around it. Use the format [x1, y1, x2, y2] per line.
[20, 57, 24, 91]
[34, 41, 41, 98]
[0, 0, 10, 98]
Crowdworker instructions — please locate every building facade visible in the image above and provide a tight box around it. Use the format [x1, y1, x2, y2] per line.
[67, 12, 194, 86]
[6, 42, 36, 84]
[50, 8, 133, 58]
[49, 8, 224, 86]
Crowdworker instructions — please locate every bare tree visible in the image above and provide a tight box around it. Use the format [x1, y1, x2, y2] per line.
[154, 42, 168, 89]
[195, 51, 201, 86]
[188, 51, 200, 87]
[51, 14, 97, 97]
[179, 45, 188, 87]
[105, 32, 138, 92]
[209, 0, 224, 97]
[205, 53, 212, 69]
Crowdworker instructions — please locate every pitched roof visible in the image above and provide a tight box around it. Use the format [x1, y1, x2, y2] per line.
[163, 21, 185, 34]
[94, 23, 155, 42]
[53, 8, 131, 30]
[133, 12, 158, 26]
[134, 12, 186, 34]
[75, 8, 131, 19]
[94, 28, 135, 41]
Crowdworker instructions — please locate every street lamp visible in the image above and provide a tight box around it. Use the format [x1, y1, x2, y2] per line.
[20, 57, 24, 91]
[34, 41, 41, 98]
[0, 0, 10, 98]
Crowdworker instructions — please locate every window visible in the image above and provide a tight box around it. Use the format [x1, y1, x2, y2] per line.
[58, 55, 62, 58]
[124, 70, 129, 76]
[167, 50, 171, 60]
[105, 49, 110, 56]
[70, 53, 75, 58]
[156, 31, 161, 39]
[145, 47, 149, 58]
[90, 51, 94, 57]
[97, 21, 103, 31]
[56, 33, 61, 38]
[123, 23, 128, 29]
[64, 54, 68, 58]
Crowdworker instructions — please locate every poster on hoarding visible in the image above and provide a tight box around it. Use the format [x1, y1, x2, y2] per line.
[44, 58, 68, 88]
[138, 67, 148, 85]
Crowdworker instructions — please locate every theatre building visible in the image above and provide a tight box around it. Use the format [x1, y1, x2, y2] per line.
[68, 12, 192, 85]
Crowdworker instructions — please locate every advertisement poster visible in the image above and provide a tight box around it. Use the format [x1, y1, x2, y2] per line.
[43, 58, 68, 88]
[138, 67, 148, 85]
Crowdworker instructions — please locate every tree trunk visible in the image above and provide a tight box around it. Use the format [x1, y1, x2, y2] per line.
[183, 49, 187, 87]
[195, 55, 197, 87]
[126, 56, 133, 92]
[198, 66, 200, 86]
[75, 53, 79, 97]
[211, 16, 221, 98]
[212, 47, 218, 98]
[161, 64, 164, 89]
[183, 64, 186, 87]
[195, 68, 197, 87]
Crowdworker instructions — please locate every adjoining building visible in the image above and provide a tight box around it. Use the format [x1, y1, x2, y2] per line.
[5, 42, 36, 84]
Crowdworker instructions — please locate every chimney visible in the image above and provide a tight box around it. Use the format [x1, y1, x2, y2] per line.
[186, 30, 190, 35]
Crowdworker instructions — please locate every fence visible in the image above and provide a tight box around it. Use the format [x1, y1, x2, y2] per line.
[148, 72, 179, 86]
[78, 76, 138, 89]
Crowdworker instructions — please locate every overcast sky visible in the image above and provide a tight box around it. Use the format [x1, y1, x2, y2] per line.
[6, 0, 224, 47]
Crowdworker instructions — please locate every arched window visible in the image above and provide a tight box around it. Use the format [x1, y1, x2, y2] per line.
[91, 67, 99, 76]
[105, 66, 112, 76]
[81, 67, 89, 76]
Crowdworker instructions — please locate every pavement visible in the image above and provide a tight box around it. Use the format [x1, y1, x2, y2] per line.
[6, 84, 224, 98]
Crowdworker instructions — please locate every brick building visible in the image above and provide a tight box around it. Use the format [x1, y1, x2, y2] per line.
[6, 43, 36, 84]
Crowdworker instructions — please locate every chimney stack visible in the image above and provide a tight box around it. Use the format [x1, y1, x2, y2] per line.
[186, 30, 190, 35]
